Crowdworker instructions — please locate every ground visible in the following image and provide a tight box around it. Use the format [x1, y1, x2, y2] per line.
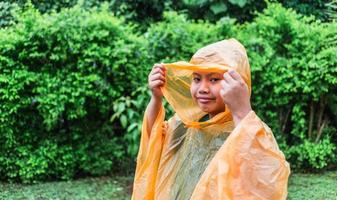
[1, 171, 336, 200]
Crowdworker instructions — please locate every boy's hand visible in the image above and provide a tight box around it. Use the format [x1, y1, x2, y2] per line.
[148, 63, 166, 101]
[220, 70, 252, 126]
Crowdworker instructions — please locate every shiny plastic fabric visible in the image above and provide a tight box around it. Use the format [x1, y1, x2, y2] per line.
[132, 39, 290, 200]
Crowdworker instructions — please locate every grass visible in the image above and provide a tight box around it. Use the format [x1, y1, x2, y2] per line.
[288, 171, 337, 200]
[0, 175, 133, 200]
[1, 171, 336, 200]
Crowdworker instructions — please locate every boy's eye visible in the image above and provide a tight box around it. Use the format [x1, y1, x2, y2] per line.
[210, 78, 220, 82]
[193, 77, 201, 82]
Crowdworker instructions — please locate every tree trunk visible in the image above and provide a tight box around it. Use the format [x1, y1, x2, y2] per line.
[282, 106, 291, 133]
[316, 115, 328, 143]
[308, 101, 314, 140]
[315, 96, 328, 142]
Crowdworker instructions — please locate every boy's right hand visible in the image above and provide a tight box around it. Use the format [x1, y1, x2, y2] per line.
[148, 63, 166, 100]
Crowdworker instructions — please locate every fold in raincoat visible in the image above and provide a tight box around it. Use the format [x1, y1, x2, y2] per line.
[132, 39, 290, 200]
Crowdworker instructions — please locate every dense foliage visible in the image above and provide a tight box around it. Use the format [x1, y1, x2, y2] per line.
[0, 4, 148, 182]
[0, 1, 336, 182]
[1, 0, 333, 29]
[236, 3, 337, 170]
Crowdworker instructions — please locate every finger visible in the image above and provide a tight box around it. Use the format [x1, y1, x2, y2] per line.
[150, 64, 161, 75]
[220, 80, 230, 97]
[151, 80, 165, 87]
[220, 88, 226, 98]
[153, 63, 166, 71]
[153, 64, 162, 69]
[160, 63, 166, 70]
[223, 72, 235, 84]
[220, 88, 227, 102]
[228, 70, 243, 82]
[151, 67, 165, 76]
[151, 69, 165, 77]
[220, 80, 229, 90]
[150, 73, 165, 82]
[154, 64, 165, 72]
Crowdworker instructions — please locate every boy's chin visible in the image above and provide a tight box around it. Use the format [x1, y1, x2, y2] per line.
[198, 104, 226, 115]
[198, 104, 214, 113]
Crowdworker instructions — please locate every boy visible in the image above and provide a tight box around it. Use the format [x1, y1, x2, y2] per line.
[132, 39, 290, 200]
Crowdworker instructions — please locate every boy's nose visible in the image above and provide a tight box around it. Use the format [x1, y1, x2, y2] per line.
[198, 82, 210, 94]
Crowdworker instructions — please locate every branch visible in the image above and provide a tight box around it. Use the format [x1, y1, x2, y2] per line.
[317, 95, 327, 134]
[308, 101, 314, 140]
[315, 115, 328, 143]
[282, 106, 292, 133]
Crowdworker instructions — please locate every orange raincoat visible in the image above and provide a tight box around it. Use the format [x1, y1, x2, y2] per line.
[132, 39, 290, 200]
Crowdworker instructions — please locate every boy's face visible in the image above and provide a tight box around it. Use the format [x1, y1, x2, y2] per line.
[190, 71, 226, 117]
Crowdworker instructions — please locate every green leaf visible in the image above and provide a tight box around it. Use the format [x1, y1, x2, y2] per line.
[210, 2, 227, 15]
[228, 0, 247, 8]
[120, 115, 127, 128]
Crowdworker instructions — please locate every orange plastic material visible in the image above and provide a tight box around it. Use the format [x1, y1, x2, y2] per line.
[132, 39, 290, 200]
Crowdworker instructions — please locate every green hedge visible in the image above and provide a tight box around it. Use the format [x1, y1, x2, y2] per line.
[0, 4, 149, 182]
[236, 3, 337, 170]
[2, 0, 333, 29]
[0, 2, 336, 182]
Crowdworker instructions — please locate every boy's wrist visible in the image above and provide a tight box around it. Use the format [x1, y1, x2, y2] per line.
[150, 95, 163, 104]
[232, 105, 252, 126]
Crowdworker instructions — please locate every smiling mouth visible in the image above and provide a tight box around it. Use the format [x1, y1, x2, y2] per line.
[197, 97, 215, 103]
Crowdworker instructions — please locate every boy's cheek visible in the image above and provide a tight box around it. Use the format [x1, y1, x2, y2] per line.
[190, 86, 197, 98]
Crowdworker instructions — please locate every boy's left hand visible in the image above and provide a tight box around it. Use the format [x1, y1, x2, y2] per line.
[220, 70, 252, 126]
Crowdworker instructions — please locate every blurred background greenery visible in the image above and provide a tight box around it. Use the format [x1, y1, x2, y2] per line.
[0, 0, 336, 198]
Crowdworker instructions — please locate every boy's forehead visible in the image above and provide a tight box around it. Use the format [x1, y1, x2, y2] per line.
[192, 71, 222, 76]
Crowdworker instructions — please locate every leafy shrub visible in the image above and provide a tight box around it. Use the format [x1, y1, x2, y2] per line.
[0, 4, 149, 182]
[0, 2, 20, 28]
[6, 0, 333, 27]
[236, 3, 337, 170]
[287, 136, 336, 170]
[146, 11, 236, 62]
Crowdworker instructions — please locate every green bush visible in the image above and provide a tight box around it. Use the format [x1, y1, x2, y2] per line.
[111, 86, 150, 158]
[146, 11, 236, 63]
[287, 136, 336, 170]
[6, 0, 332, 27]
[236, 3, 337, 170]
[0, 4, 149, 182]
[0, 2, 17, 28]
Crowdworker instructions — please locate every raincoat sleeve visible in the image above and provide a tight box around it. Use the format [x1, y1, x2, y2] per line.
[132, 104, 174, 200]
[191, 111, 290, 200]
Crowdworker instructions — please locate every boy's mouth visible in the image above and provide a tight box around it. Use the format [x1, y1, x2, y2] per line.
[197, 97, 215, 103]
